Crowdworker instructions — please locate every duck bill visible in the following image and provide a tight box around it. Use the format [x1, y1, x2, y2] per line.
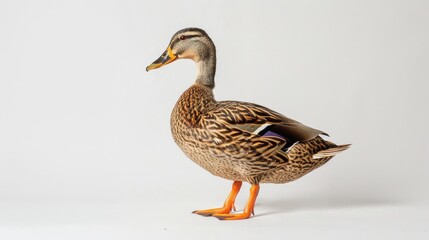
[146, 46, 178, 71]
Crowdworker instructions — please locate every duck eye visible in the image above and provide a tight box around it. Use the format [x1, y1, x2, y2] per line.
[179, 35, 187, 40]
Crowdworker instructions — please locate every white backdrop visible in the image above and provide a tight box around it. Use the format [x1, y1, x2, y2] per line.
[1, 0, 428, 239]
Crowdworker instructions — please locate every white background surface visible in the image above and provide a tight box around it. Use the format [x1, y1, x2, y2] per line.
[1, 0, 428, 239]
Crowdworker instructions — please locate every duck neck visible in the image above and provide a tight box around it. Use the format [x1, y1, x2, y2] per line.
[195, 54, 216, 89]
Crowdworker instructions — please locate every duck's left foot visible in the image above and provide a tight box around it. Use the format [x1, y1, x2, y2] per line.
[192, 181, 242, 216]
[192, 206, 235, 216]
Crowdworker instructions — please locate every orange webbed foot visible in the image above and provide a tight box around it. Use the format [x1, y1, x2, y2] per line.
[192, 205, 236, 216]
[192, 181, 242, 216]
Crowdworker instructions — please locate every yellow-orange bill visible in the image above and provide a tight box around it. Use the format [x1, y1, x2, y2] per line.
[146, 47, 177, 71]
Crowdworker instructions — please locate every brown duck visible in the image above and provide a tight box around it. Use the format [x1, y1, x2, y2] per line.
[146, 28, 350, 220]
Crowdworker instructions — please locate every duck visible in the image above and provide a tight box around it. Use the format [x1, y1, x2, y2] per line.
[146, 28, 350, 220]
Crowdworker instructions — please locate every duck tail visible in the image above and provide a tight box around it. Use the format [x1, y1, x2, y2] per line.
[312, 144, 351, 159]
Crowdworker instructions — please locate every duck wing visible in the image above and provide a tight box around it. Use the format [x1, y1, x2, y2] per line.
[205, 101, 327, 148]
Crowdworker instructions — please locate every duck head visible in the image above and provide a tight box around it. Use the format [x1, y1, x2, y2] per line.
[146, 28, 215, 71]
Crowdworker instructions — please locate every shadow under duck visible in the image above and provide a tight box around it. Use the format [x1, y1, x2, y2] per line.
[146, 28, 350, 220]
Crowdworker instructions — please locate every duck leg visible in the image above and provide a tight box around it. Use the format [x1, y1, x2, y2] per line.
[213, 184, 260, 220]
[192, 181, 242, 216]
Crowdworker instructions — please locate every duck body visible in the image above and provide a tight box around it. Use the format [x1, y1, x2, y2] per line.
[147, 28, 350, 220]
[170, 83, 344, 185]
